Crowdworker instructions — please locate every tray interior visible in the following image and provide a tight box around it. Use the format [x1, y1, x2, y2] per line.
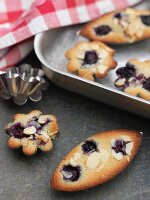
[43, 1, 150, 92]
[43, 25, 150, 90]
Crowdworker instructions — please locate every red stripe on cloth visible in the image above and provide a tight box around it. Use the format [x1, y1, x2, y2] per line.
[0, 13, 8, 23]
[86, 0, 96, 4]
[7, 11, 23, 23]
[66, 0, 76, 8]
[0, 39, 33, 70]
[37, 0, 55, 14]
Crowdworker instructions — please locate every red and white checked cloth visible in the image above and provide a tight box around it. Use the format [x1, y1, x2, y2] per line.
[0, 0, 143, 71]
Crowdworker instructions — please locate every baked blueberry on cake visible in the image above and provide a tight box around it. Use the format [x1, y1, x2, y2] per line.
[65, 41, 117, 81]
[80, 8, 150, 44]
[115, 59, 150, 100]
[51, 129, 142, 191]
[5, 110, 59, 155]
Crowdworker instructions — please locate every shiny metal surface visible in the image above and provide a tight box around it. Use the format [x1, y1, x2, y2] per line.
[34, 1, 150, 118]
[0, 65, 48, 105]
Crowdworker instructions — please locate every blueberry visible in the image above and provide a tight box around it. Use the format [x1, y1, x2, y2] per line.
[5, 123, 28, 139]
[27, 121, 41, 130]
[116, 63, 135, 79]
[82, 140, 98, 154]
[61, 165, 81, 182]
[40, 141, 47, 145]
[125, 62, 134, 68]
[143, 78, 150, 91]
[83, 51, 98, 65]
[112, 139, 130, 155]
[116, 67, 126, 77]
[114, 13, 122, 19]
[141, 15, 150, 26]
[95, 25, 112, 36]
[136, 74, 144, 81]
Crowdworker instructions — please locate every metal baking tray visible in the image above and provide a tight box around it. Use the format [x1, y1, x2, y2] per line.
[34, 1, 150, 119]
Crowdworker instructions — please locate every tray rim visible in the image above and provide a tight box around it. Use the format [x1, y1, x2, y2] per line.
[34, 29, 150, 106]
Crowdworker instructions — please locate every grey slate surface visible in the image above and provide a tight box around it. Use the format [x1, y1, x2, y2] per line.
[0, 52, 149, 200]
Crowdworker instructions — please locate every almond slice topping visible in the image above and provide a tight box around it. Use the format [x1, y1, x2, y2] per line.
[38, 115, 49, 124]
[23, 126, 36, 135]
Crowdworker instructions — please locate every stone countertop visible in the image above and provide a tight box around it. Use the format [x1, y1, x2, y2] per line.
[0, 51, 149, 200]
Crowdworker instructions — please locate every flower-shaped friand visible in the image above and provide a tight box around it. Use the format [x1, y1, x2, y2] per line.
[5, 110, 59, 156]
[80, 8, 150, 44]
[65, 41, 117, 81]
[115, 59, 150, 100]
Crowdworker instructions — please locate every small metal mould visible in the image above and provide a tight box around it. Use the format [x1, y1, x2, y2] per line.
[0, 64, 49, 105]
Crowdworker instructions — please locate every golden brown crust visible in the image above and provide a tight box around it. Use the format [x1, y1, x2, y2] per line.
[80, 8, 150, 44]
[65, 41, 117, 81]
[13, 110, 42, 121]
[39, 139, 53, 152]
[22, 141, 38, 156]
[7, 137, 22, 149]
[125, 86, 150, 100]
[5, 110, 59, 156]
[51, 129, 142, 191]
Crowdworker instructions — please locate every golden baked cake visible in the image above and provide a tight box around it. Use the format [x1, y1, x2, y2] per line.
[65, 41, 117, 81]
[51, 129, 142, 191]
[80, 8, 150, 44]
[5, 110, 59, 156]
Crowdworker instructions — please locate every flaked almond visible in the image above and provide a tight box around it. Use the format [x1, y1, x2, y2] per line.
[128, 77, 136, 82]
[112, 149, 123, 160]
[40, 131, 49, 139]
[99, 149, 110, 162]
[36, 133, 49, 143]
[20, 138, 28, 146]
[23, 126, 36, 135]
[76, 51, 85, 59]
[111, 139, 116, 147]
[86, 152, 101, 169]
[38, 115, 49, 124]
[99, 50, 108, 59]
[113, 18, 119, 25]
[120, 20, 128, 28]
[70, 158, 77, 166]
[126, 142, 134, 155]
[115, 78, 126, 87]
[96, 163, 105, 172]
[97, 65, 108, 74]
